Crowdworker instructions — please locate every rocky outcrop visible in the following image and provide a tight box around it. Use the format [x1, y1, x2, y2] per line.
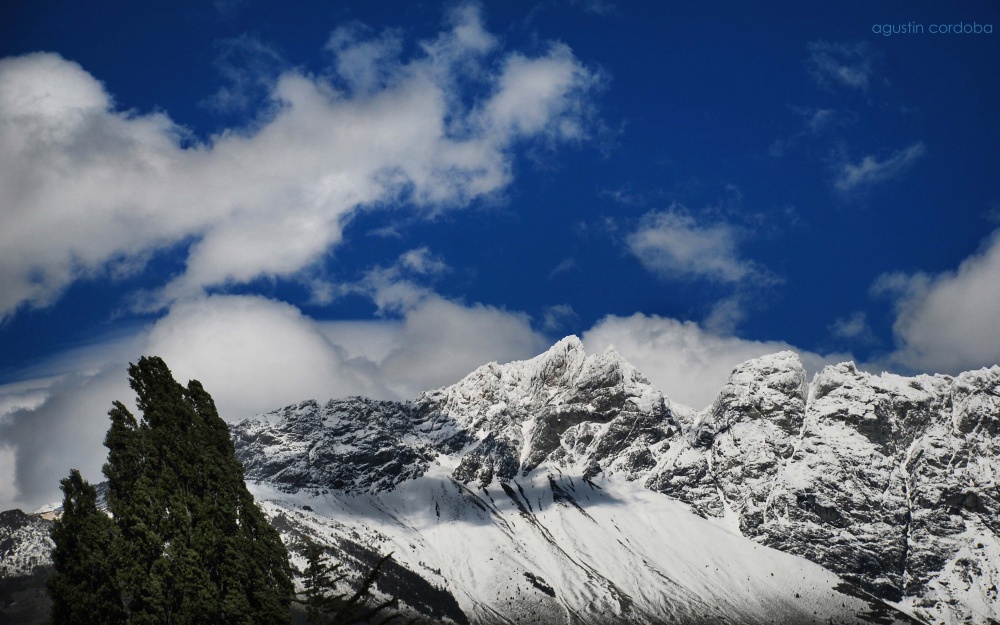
[0, 510, 52, 580]
[665, 354, 1000, 625]
[0, 509, 53, 625]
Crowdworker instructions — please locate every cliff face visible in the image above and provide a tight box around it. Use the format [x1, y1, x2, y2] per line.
[671, 354, 999, 624]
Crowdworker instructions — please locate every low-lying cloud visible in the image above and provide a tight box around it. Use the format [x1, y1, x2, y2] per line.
[0, 286, 861, 511]
[582, 313, 848, 412]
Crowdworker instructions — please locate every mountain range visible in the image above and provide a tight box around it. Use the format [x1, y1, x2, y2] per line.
[2, 336, 997, 624]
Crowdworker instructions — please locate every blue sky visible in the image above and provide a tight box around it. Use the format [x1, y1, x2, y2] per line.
[1, 1, 998, 508]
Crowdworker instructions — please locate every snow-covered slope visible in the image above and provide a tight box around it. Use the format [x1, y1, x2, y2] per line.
[254, 467, 918, 625]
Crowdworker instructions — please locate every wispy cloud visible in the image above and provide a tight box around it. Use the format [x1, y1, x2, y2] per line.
[600, 185, 646, 206]
[201, 34, 285, 114]
[398, 247, 450, 276]
[569, 0, 617, 16]
[542, 304, 578, 332]
[625, 207, 767, 284]
[807, 41, 877, 92]
[548, 257, 577, 279]
[768, 107, 854, 159]
[828, 311, 875, 344]
[833, 141, 926, 193]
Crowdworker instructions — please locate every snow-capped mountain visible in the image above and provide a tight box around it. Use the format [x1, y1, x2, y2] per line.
[2, 337, 997, 624]
[230, 336, 996, 624]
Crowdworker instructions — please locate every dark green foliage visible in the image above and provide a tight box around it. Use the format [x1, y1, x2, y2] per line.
[47, 470, 125, 624]
[50, 356, 294, 624]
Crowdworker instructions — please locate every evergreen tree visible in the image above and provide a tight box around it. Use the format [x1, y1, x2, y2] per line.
[47, 470, 126, 625]
[299, 540, 344, 624]
[50, 356, 294, 624]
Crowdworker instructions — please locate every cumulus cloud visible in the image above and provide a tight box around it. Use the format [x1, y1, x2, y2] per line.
[145, 296, 390, 417]
[873, 229, 1000, 372]
[625, 207, 768, 284]
[373, 297, 549, 397]
[0, 3, 599, 320]
[0, 367, 132, 512]
[582, 313, 848, 410]
[807, 41, 876, 91]
[834, 142, 926, 193]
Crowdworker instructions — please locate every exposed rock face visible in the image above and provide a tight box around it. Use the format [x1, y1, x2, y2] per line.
[0, 510, 53, 625]
[414, 336, 677, 479]
[669, 354, 1000, 625]
[233, 397, 470, 493]
[0, 510, 52, 580]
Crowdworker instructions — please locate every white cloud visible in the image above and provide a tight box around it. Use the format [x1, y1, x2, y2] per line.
[874, 229, 1000, 372]
[834, 142, 926, 193]
[542, 304, 578, 332]
[829, 311, 872, 341]
[805, 108, 835, 133]
[477, 42, 600, 142]
[0, 3, 599, 320]
[0, 445, 17, 505]
[145, 295, 390, 418]
[549, 257, 577, 278]
[807, 41, 875, 91]
[703, 295, 747, 335]
[146, 292, 548, 414]
[625, 207, 766, 284]
[325, 23, 407, 96]
[582, 313, 847, 410]
[0, 367, 132, 511]
[374, 297, 549, 398]
[398, 247, 449, 275]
